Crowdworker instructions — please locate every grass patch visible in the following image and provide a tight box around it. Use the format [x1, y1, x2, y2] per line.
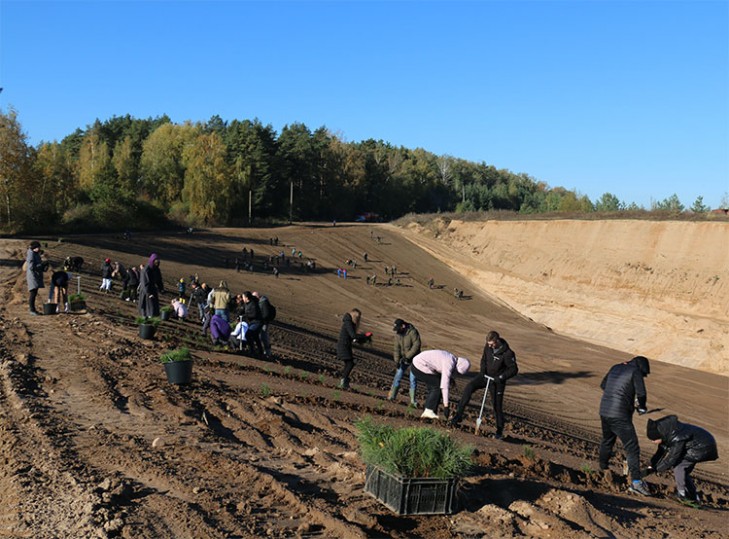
[299, 371, 309, 381]
[356, 416, 472, 479]
[522, 445, 536, 460]
[260, 383, 272, 398]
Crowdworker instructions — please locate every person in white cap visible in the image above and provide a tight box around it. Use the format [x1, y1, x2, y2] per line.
[411, 350, 470, 420]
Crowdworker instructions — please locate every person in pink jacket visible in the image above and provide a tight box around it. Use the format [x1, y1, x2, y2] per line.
[412, 350, 470, 420]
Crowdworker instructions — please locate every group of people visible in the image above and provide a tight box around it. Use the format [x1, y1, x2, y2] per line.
[25, 241, 80, 315]
[336, 307, 718, 503]
[24, 240, 720, 506]
[24, 242, 278, 360]
[598, 356, 718, 503]
[336, 310, 518, 442]
[200, 283, 276, 359]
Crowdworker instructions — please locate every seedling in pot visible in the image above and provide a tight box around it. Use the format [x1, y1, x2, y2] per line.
[160, 347, 192, 363]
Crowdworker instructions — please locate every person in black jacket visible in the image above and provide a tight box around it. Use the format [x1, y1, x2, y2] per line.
[598, 355, 651, 496]
[337, 308, 366, 389]
[253, 291, 274, 358]
[189, 281, 207, 321]
[448, 331, 518, 439]
[645, 415, 718, 504]
[241, 291, 264, 357]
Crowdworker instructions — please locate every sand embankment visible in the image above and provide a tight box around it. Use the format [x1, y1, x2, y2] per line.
[398, 218, 729, 375]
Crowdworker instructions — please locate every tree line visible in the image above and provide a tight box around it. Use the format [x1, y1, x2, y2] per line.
[0, 109, 721, 233]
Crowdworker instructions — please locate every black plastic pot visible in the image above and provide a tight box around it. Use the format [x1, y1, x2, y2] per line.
[139, 323, 157, 340]
[69, 301, 86, 312]
[160, 310, 171, 321]
[43, 303, 58, 315]
[164, 360, 193, 384]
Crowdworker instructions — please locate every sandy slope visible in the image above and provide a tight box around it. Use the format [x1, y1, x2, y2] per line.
[398, 218, 729, 375]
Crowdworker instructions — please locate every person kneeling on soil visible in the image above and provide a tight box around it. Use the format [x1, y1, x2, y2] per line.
[230, 319, 249, 351]
[171, 298, 188, 320]
[645, 415, 718, 505]
[210, 314, 231, 346]
[411, 350, 470, 420]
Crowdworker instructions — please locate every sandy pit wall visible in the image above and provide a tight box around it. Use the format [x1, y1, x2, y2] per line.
[398, 219, 729, 376]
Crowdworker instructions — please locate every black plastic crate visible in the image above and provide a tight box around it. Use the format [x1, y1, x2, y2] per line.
[364, 464, 458, 515]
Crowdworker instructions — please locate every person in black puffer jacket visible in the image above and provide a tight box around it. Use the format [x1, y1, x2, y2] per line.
[448, 330, 518, 439]
[598, 355, 651, 495]
[645, 415, 718, 503]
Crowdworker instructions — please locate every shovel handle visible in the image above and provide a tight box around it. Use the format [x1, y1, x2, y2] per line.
[475, 375, 495, 435]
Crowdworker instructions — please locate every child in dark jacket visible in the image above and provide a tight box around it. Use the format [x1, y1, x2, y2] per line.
[646, 415, 718, 504]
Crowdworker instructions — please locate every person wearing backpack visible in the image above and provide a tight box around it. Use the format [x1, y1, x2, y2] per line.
[253, 291, 275, 359]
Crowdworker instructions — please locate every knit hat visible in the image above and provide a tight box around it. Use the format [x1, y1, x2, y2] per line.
[392, 318, 405, 332]
[646, 419, 661, 440]
[30, 241, 41, 250]
[456, 357, 471, 374]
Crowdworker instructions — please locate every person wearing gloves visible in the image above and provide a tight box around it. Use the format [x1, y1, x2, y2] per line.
[448, 331, 518, 439]
[645, 415, 718, 505]
[387, 318, 422, 407]
[598, 355, 652, 496]
[411, 349, 470, 420]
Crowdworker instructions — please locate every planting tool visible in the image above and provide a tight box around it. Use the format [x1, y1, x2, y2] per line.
[475, 375, 495, 435]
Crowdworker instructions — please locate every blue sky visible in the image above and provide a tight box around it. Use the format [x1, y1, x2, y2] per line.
[1, 0, 727, 209]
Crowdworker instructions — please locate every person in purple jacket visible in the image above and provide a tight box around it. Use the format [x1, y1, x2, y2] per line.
[411, 350, 470, 420]
[209, 313, 231, 346]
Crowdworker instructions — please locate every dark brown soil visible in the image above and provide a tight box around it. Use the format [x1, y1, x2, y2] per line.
[0, 224, 726, 538]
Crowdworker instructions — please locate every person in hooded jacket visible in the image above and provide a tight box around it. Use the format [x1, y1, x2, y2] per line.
[209, 313, 232, 346]
[412, 349, 471, 420]
[449, 331, 517, 439]
[645, 415, 718, 504]
[26, 241, 45, 315]
[138, 253, 164, 318]
[598, 355, 652, 496]
[387, 318, 421, 407]
[336, 308, 367, 389]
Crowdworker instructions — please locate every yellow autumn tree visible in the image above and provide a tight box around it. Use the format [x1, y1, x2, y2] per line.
[182, 131, 231, 225]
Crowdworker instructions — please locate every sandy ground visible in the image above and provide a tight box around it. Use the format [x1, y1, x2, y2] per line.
[0, 221, 726, 538]
[398, 218, 729, 375]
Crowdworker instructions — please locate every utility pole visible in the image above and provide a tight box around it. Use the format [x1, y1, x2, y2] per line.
[289, 181, 293, 224]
